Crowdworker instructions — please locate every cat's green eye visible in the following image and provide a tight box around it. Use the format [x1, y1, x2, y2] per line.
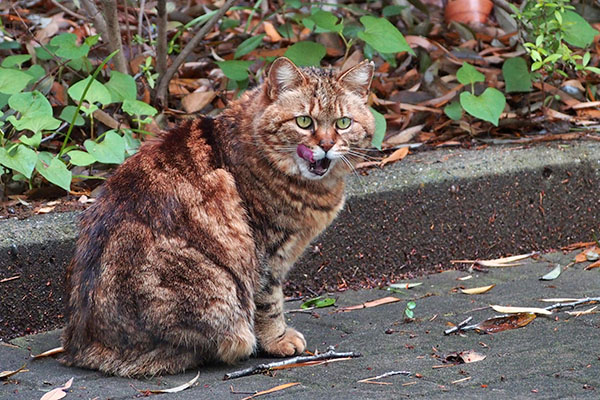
[295, 116, 313, 129]
[335, 117, 352, 130]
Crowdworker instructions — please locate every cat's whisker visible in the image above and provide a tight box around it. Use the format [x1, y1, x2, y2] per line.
[345, 150, 380, 161]
[340, 154, 361, 180]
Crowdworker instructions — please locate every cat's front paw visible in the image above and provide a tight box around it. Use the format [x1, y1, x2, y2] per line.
[262, 327, 306, 357]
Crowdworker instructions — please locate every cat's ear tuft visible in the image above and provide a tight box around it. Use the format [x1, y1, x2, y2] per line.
[337, 60, 374, 98]
[266, 57, 307, 99]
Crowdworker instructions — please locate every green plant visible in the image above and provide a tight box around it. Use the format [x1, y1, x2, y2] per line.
[404, 301, 416, 319]
[511, 0, 600, 76]
[0, 33, 157, 193]
[444, 62, 506, 127]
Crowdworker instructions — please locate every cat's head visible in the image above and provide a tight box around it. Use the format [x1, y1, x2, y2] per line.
[255, 57, 375, 181]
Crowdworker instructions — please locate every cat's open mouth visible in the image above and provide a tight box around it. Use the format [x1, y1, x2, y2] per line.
[297, 144, 331, 176]
[308, 157, 331, 176]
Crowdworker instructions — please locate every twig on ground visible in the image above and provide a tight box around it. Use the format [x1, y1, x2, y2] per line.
[223, 347, 362, 380]
[445, 298, 600, 335]
[99, 0, 129, 73]
[357, 370, 411, 383]
[50, 0, 86, 20]
[0, 275, 20, 283]
[155, 0, 240, 108]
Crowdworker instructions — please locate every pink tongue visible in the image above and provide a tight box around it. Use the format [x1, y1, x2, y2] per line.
[296, 144, 314, 163]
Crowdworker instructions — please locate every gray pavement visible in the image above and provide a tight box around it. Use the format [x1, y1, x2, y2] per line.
[2, 250, 599, 399]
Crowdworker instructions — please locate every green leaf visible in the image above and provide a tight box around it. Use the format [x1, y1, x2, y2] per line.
[6, 91, 61, 134]
[404, 308, 414, 319]
[307, 10, 343, 33]
[2, 54, 32, 68]
[502, 57, 532, 93]
[123, 130, 141, 156]
[562, 10, 599, 48]
[284, 0, 301, 8]
[35, 156, 72, 192]
[0, 67, 33, 94]
[19, 131, 43, 148]
[456, 63, 485, 85]
[358, 16, 414, 55]
[460, 88, 506, 126]
[444, 101, 463, 120]
[122, 99, 158, 117]
[105, 71, 137, 102]
[50, 33, 90, 59]
[67, 150, 96, 166]
[406, 301, 416, 310]
[370, 107, 386, 150]
[34, 45, 59, 60]
[216, 60, 254, 81]
[59, 105, 85, 126]
[382, 5, 406, 17]
[0, 144, 37, 178]
[84, 130, 125, 164]
[234, 34, 266, 59]
[284, 41, 326, 67]
[26, 64, 46, 81]
[301, 297, 336, 309]
[68, 76, 112, 106]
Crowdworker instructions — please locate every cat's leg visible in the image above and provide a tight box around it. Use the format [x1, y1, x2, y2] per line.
[254, 283, 306, 356]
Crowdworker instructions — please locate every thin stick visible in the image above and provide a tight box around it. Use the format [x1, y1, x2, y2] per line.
[444, 316, 472, 335]
[137, 0, 146, 55]
[50, 0, 87, 20]
[99, 0, 129, 73]
[223, 348, 361, 380]
[155, 0, 240, 108]
[357, 370, 411, 383]
[155, 0, 167, 76]
[0, 275, 20, 283]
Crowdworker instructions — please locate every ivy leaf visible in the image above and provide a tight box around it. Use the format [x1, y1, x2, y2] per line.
[234, 34, 266, 59]
[122, 99, 158, 117]
[25, 64, 46, 81]
[502, 57, 532, 93]
[1, 54, 32, 68]
[0, 67, 33, 94]
[460, 88, 506, 126]
[68, 76, 112, 106]
[307, 10, 343, 33]
[19, 131, 43, 148]
[50, 33, 90, 59]
[301, 297, 336, 309]
[284, 41, 326, 67]
[35, 156, 72, 192]
[59, 105, 85, 126]
[358, 16, 414, 55]
[84, 130, 125, 164]
[0, 144, 37, 178]
[216, 60, 254, 81]
[105, 70, 137, 103]
[6, 91, 61, 134]
[67, 150, 96, 166]
[562, 11, 599, 48]
[444, 101, 463, 120]
[370, 107, 386, 150]
[456, 62, 485, 85]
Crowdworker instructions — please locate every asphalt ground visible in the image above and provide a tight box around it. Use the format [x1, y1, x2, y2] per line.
[2, 250, 599, 399]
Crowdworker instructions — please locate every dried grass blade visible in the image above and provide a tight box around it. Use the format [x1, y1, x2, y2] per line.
[32, 346, 65, 359]
[490, 305, 552, 315]
[337, 296, 401, 312]
[460, 284, 495, 295]
[147, 371, 200, 394]
[241, 382, 300, 400]
[0, 363, 27, 379]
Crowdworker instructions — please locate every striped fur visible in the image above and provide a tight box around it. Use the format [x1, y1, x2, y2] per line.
[60, 58, 374, 377]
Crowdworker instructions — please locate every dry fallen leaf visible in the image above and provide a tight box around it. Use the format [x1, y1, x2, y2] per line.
[380, 147, 409, 167]
[389, 282, 422, 289]
[575, 247, 600, 263]
[36, 206, 56, 214]
[337, 296, 401, 312]
[0, 364, 27, 379]
[540, 264, 562, 280]
[460, 284, 495, 295]
[263, 21, 282, 42]
[585, 260, 600, 270]
[40, 377, 73, 400]
[445, 350, 486, 364]
[146, 371, 200, 394]
[539, 298, 582, 303]
[241, 382, 300, 400]
[182, 91, 216, 114]
[490, 305, 552, 315]
[474, 313, 536, 333]
[32, 346, 65, 359]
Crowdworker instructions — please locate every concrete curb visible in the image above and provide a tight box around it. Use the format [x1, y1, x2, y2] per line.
[1, 142, 600, 339]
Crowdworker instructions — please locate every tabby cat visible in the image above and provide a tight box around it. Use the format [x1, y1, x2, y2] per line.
[60, 57, 375, 377]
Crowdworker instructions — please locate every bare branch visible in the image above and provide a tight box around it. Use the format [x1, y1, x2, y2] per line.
[156, 0, 168, 76]
[223, 348, 362, 380]
[50, 0, 87, 21]
[99, 0, 129, 74]
[137, 0, 146, 55]
[155, 0, 240, 108]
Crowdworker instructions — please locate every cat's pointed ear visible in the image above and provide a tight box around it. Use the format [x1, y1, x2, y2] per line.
[266, 57, 307, 99]
[337, 60, 374, 98]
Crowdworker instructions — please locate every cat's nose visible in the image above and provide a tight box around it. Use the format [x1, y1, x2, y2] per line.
[319, 139, 335, 152]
